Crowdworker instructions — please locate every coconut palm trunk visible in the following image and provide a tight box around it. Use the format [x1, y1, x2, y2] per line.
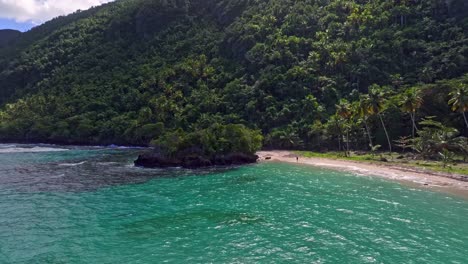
[337, 134, 341, 152]
[337, 127, 346, 156]
[378, 113, 392, 153]
[363, 118, 373, 149]
[346, 128, 350, 156]
[410, 111, 418, 138]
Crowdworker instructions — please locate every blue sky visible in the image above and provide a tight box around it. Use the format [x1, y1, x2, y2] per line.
[0, 18, 35, 32]
[0, 0, 113, 32]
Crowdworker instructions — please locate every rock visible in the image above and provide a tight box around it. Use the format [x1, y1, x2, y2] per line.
[135, 151, 258, 169]
[182, 155, 212, 168]
[224, 153, 259, 165]
[134, 153, 180, 168]
[380, 157, 388, 162]
[265, 157, 272, 160]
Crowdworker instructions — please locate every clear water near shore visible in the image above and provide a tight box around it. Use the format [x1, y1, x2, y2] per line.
[0, 144, 467, 263]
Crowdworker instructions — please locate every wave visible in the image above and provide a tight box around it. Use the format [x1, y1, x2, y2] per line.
[0, 147, 69, 153]
[95, 162, 119, 166]
[107, 144, 146, 149]
[58, 161, 86, 166]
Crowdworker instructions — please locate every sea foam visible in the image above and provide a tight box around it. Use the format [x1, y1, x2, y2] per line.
[0, 146, 69, 153]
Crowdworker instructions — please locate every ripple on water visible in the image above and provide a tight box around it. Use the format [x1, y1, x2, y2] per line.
[0, 147, 467, 263]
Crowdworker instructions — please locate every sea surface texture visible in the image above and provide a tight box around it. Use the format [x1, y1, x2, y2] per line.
[0, 144, 467, 263]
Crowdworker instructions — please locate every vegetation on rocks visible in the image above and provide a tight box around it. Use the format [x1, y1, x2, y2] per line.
[135, 124, 262, 168]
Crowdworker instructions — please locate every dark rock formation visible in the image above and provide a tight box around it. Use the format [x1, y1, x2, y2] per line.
[182, 155, 213, 168]
[135, 151, 258, 169]
[134, 153, 181, 168]
[214, 153, 259, 165]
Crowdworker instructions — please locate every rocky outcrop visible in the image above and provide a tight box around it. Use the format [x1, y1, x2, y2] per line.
[134, 151, 258, 169]
[213, 153, 259, 166]
[134, 153, 181, 168]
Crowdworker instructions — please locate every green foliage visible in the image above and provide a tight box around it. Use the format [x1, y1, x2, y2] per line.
[151, 124, 263, 157]
[449, 84, 468, 113]
[439, 149, 455, 169]
[400, 87, 424, 114]
[0, 0, 466, 149]
[265, 127, 304, 149]
[370, 145, 381, 154]
[409, 118, 468, 159]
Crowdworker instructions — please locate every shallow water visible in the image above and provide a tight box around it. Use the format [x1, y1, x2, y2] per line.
[0, 144, 467, 263]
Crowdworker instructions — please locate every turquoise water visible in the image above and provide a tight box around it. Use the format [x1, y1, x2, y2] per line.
[0, 145, 467, 263]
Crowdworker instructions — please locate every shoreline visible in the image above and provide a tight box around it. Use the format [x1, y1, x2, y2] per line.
[257, 151, 468, 198]
[0, 140, 149, 148]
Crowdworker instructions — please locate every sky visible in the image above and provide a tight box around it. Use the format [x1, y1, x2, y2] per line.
[0, 0, 114, 32]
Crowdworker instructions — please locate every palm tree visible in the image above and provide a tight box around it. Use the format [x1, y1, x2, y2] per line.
[411, 118, 467, 160]
[356, 95, 373, 150]
[400, 87, 423, 138]
[336, 99, 352, 156]
[368, 85, 392, 153]
[327, 114, 343, 152]
[449, 84, 468, 129]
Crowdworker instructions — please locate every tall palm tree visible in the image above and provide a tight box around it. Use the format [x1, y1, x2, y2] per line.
[328, 114, 344, 152]
[368, 85, 392, 153]
[449, 84, 468, 129]
[356, 95, 373, 150]
[400, 87, 423, 138]
[336, 99, 352, 156]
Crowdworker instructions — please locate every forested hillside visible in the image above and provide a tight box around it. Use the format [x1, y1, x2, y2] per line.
[0, 0, 467, 150]
[0, 29, 21, 47]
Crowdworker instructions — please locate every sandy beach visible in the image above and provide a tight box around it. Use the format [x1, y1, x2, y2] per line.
[258, 150, 468, 198]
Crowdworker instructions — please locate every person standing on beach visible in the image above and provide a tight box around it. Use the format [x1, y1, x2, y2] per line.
[296, 156, 299, 162]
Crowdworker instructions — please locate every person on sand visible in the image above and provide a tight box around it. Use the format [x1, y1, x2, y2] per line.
[296, 156, 299, 162]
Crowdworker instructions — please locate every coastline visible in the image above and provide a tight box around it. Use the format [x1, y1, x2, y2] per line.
[257, 150, 468, 198]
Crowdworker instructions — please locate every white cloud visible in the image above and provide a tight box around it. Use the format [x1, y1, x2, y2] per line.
[0, 0, 114, 24]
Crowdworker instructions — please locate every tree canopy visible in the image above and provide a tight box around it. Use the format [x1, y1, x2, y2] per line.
[0, 0, 466, 149]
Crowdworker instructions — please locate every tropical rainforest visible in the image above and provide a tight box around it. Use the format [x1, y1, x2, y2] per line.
[0, 0, 467, 156]
[0, 30, 21, 48]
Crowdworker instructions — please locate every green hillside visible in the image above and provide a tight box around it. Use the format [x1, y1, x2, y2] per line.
[0, 0, 467, 149]
[0, 29, 21, 47]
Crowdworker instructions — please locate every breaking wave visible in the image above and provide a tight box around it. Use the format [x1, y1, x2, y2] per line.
[0, 146, 69, 153]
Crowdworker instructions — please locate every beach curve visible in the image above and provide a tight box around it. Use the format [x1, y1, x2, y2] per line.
[257, 150, 468, 198]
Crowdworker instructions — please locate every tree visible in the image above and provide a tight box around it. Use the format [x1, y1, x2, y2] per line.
[326, 114, 345, 152]
[336, 99, 352, 156]
[265, 127, 304, 149]
[399, 87, 423, 138]
[368, 85, 392, 153]
[355, 95, 374, 150]
[409, 118, 467, 160]
[151, 124, 263, 157]
[0, 0, 466, 150]
[448, 84, 468, 129]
